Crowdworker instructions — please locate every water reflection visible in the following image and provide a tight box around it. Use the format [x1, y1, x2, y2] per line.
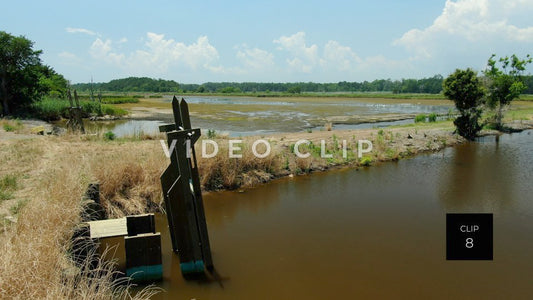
[53, 119, 165, 137]
[438, 134, 522, 211]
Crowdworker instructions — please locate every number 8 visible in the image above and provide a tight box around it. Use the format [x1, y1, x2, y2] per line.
[465, 238, 474, 249]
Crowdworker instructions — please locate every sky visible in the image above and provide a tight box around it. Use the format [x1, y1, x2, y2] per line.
[2, 0, 533, 84]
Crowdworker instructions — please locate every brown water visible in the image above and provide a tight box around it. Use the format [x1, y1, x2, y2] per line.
[150, 131, 533, 299]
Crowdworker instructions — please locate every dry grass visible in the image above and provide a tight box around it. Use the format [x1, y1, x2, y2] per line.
[91, 147, 166, 218]
[196, 137, 332, 190]
[0, 136, 163, 299]
[197, 139, 282, 189]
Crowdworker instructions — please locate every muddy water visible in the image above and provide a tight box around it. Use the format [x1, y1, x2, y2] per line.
[151, 130, 533, 299]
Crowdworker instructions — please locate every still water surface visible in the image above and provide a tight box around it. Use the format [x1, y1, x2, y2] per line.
[150, 130, 533, 299]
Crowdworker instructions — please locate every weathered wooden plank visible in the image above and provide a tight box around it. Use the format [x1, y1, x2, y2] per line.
[161, 165, 179, 252]
[166, 128, 201, 140]
[87, 218, 127, 239]
[158, 123, 176, 133]
[125, 233, 162, 282]
[126, 214, 155, 236]
[172, 96, 183, 129]
[167, 173, 204, 267]
[188, 147, 214, 270]
[179, 98, 192, 129]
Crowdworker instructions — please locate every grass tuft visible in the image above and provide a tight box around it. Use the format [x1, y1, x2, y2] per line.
[414, 114, 427, 123]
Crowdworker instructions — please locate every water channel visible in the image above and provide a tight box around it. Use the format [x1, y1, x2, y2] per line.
[148, 130, 533, 299]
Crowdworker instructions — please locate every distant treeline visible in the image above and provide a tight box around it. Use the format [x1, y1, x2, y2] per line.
[72, 75, 533, 94]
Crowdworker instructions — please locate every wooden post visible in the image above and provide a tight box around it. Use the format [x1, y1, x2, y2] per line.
[159, 96, 214, 275]
[126, 214, 156, 236]
[125, 233, 162, 282]
[83, 213, 162, 282]
[66, 89, 85, 134]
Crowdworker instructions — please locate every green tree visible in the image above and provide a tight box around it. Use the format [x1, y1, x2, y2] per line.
[0, 31, 45, 115]
[287, 85, 301, 94]
[483, 54, 532, 129]
[443, 68, 485, 140]
[38, 65, 68, 98]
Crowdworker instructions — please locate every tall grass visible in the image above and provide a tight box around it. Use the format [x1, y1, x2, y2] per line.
[31, 98, 127, 121]
[0, 138, 160, 299]
[77, 95, 140, 104]
[414, 114, 427, 123]
[100, 97, 139, 104]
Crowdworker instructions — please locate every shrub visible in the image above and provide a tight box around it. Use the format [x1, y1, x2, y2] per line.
[101, 105, 128, 116]
[443, 68, 484, 140]
[454, 114, 482, 140]
[428, 113, 437, 122]
[3, 124, 15, 132]
[104, 131, 116, 141]
[360, 156, 373, 166]
[415, 114, 427, 123]
[207, 129, 217, 139]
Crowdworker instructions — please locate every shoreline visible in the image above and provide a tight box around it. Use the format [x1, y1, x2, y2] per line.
[197, 118, 533, 193]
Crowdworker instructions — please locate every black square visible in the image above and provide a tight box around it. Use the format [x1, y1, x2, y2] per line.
[446, 213, 493, 260]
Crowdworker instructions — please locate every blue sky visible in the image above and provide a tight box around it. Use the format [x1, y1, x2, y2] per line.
[2, 0, 533, 83]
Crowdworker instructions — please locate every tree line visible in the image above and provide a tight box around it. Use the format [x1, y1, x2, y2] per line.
[72, 75, 533, 95]
[72, 75, 447, 94]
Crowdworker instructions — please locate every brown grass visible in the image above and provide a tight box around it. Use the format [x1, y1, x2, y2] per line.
[0, 136, 163, 299]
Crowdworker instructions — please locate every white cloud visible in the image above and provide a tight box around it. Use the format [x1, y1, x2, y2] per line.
[88, 33, 221, 75]
[274, 32, 362, 74]
[394, 0, 533, 60]
[274, 32, 319, 72]
[236, 45, 275, 71]
[89, 38, 125, 65]
[66, 27, 97, 36]
[320, 40, 361, 71]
